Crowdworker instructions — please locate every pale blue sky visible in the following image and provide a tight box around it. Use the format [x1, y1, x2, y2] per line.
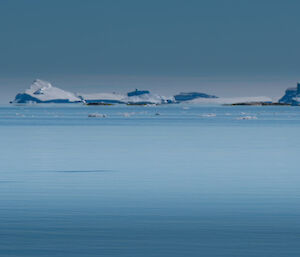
[0, 0, 300, 102]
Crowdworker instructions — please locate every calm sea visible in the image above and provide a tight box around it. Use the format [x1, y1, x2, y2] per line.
[0, 104, 299, 257]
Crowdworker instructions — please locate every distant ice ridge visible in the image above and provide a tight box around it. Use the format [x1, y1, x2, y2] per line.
[13, 79, 82, 104]
[14, 79, 275, 106]
[188, 96, 273, 105]
[81, 89, 174, 105]
[12, 81, 174, 105]
[80, 92, 125, 104]
[82, 90, 219, 105]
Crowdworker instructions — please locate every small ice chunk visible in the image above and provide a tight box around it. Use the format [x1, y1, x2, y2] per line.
[88, 113, 107, 118]
[236, 116, 257, 120]
[201, 113, 216, 117]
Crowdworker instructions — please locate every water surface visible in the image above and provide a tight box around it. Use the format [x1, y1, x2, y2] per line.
[0, 104, 299, 256]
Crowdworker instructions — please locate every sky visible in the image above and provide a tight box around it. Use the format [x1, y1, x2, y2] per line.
[0, 0, 300, 103]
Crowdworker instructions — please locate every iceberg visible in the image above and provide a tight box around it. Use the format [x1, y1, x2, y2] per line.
[188, 96, 273, 105]
[278, 83, 300, 105]
[12, 79, 82, 104]
[80, 92, 125, 104]
[236, 116, 258, 120]
[127, 89, 150, 97]
[88, 113, 107, 118]
[80, 89, 174, 105]
[125, 89, 174, 105]
[174, 92, 218, 102]
[12, 80, 236, 106]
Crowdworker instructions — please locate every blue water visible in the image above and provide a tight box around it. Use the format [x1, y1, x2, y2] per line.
[0, 104, 300, 257]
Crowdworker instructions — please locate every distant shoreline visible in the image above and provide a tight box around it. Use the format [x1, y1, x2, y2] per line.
[226, 102, 291, 106]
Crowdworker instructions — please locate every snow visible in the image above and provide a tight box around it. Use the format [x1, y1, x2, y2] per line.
[80, 91, 174, 104]
[80, 93, 124, 101]
[13, 79, 273, 106]
[14, 79, 82, 103]
[25, 79, 81, 102]
[13, 82, 173, 105]
[188, 96, 273, 104]
[124, 93, 173, 104]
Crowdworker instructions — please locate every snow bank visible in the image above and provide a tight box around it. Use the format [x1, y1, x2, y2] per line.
[80, 90, 174, 105]
[80, 93, 125, 104]
[188, 96, 273, 105]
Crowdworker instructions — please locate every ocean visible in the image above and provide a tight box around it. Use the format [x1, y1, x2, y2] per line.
[0, 104, 299, 256]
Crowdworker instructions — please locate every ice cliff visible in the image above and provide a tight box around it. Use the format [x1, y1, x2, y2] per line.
[278, 83, 300, 105]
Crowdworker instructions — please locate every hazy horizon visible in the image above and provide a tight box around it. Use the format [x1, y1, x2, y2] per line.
[1, 0, 300, 103]
[0, 75, 298, 103]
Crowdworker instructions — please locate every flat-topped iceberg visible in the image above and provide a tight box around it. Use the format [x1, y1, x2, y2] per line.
[80, 89, 174, 105]
[187, 96, 273, 105]
[127, 89, 150, 97]
[12, 79, 82, 104]
[80, 92, 125, 104]
[174, 92, 218, 102]
[174, 92, 218, 103]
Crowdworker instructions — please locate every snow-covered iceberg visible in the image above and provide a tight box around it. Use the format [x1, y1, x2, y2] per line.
[124, 89, 174, 105]
[80, 92, 125, 104]
[80, 89, 174, 105]
[12, 79, 82, 104]
[174, 92, 218, 102]
[278, 83, 300, 105]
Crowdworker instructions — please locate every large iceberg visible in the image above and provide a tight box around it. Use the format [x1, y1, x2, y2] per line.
[12, 79, 82, 104]
[174, 92, 218, 102]
[13, 80, 226, 105]
[278, 83, 300, 105]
